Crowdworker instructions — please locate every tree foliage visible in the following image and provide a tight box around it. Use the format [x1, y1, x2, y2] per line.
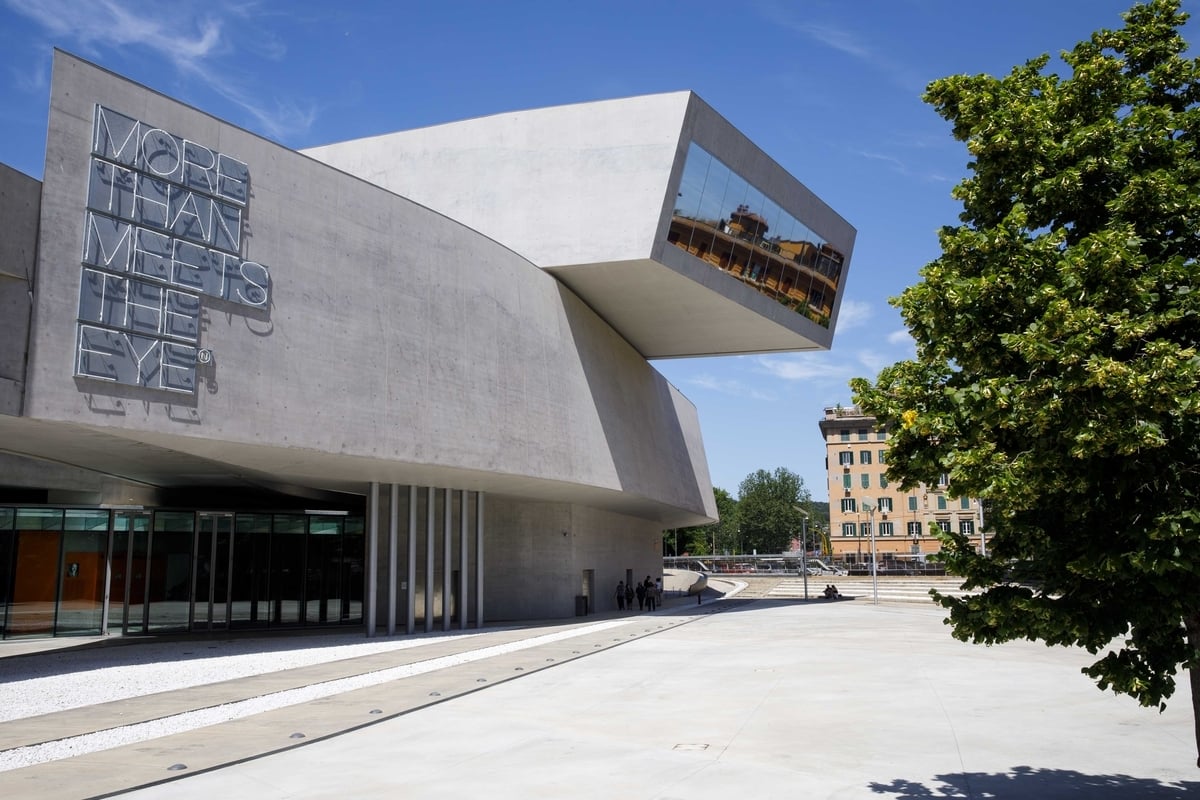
[665, 487, 739, 555]
[849, 0, 1200, 763]
[737, 467, 811, 554]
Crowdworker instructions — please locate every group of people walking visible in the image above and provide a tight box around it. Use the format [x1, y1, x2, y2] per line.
[615, 576, 661, 612]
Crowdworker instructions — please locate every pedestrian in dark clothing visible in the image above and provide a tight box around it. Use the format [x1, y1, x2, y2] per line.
[644, 576, 657, 612]
[615, 581, 626, 611]
[635, 580, 646, 610]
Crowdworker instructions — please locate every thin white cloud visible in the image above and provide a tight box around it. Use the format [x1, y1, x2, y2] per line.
[856, 349, 895, 376]
[754, 352, 854, 383]
[835, 299, 872, 331]
[754, 1, 926, 92]
[7, 0, 223, 64]
[886, 328, 914, 347]
[687, 374, 777, 402]
[5, 0, 315, 140]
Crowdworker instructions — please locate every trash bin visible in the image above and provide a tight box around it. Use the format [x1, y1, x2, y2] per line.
[575, 595, 589, 616]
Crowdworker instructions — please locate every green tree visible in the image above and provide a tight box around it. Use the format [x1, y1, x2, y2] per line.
[737, 468, 811, 554]
[850, 0, 1200, 765]
[664, 487, 738, 555]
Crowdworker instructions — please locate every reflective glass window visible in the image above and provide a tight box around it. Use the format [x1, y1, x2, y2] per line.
[57, 529, 108, 635]
[16, 508, 63, 531]
[271, 514, 306, 624]
[147, 511, 194, 631]
[668, 141, 843, 327]
[232, 514, 272, 628]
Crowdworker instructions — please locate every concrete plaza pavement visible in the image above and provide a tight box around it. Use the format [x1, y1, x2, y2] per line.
[2, 587, 1198, 799]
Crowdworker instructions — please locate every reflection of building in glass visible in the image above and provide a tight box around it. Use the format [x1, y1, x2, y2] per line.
[668, 143, 843, 327]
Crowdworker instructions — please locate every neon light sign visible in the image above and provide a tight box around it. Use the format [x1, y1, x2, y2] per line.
[75, 106, 271, 393]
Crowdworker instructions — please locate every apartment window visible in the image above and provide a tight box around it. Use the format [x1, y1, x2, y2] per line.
[860, 474, 870, 489]
[938, 473, 950, 487]
[876, 430, 887, 441]
[908, 496, 918, 511]
[840, 429, 850, 442]
[960, 520, 975, 535]
[840, 498, 857, 513]
[860, 522, 872, 537]
[936, 520, 952, 533]
[878, 497, 893, 513]
[838, 451, 854, 466]
[879, 521, 895, 536]
[841, 522, 857, 537]
[937, 495, 947, 510]
[880, 474, 889, 489]
[859, 451, 872, 465]
[857, 428, 869, 441]
[842, 473, 852, 490]
[878, 450, 886, 464]
[907, 521, 923, 537]
[961, 497, 971, 510]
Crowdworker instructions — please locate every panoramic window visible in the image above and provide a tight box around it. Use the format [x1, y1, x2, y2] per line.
[668, 142, 843, 327]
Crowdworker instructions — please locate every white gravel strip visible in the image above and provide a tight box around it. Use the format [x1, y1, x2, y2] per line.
[1, 630, 494, 722]
[0, 618, 634, 772]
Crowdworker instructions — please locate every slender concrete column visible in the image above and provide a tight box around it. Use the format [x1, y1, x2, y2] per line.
[425, 486, 435, 633]
[406, 485, 417, 635]
[101, 517, 115, 635]
[459, 491, 468, 630]
[442, 488, 452, 631]
[366, 481, 379, 638]
[475, 492, 484, 628]
[387, 483, 399, 636]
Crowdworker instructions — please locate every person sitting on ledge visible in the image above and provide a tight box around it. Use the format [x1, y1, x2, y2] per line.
[822, 584, 841, 599]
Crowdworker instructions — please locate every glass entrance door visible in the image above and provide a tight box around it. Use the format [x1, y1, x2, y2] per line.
[192, 513, 233, 630]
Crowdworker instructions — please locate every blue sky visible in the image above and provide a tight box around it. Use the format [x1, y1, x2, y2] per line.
[1, 0, 1192, 502]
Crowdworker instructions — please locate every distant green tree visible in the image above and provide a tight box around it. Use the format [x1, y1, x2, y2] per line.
[850, 0, 1200, 765]
[737, 468, 811, 554]
[663, 487, 738, 555]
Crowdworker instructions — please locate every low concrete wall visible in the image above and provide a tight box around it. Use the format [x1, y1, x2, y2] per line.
[664, 569, 706, 596]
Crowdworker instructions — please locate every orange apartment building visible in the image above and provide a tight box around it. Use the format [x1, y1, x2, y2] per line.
[819, 405, 985, 564]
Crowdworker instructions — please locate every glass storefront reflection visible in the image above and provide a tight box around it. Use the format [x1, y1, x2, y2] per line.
[669, 141, 844, 327]
[0, 506, 366, 639]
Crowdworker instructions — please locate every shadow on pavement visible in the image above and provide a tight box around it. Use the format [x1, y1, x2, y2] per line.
[869, 767, 1200, 798]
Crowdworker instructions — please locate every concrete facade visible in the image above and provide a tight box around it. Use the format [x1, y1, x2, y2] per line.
[0, 51, 853, 637]
[306, 92, 856, 358]
[0, 163, 39, 417]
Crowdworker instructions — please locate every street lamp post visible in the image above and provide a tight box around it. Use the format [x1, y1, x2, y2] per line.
[862, 497, 878, 605]
[978, 500, 987, 556]
[794, 506, 809, 600]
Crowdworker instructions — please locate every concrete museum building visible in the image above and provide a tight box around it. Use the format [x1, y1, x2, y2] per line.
[0, 52, 855, 639]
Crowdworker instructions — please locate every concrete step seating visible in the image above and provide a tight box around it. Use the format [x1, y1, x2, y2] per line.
[766, 576, 971, 604]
